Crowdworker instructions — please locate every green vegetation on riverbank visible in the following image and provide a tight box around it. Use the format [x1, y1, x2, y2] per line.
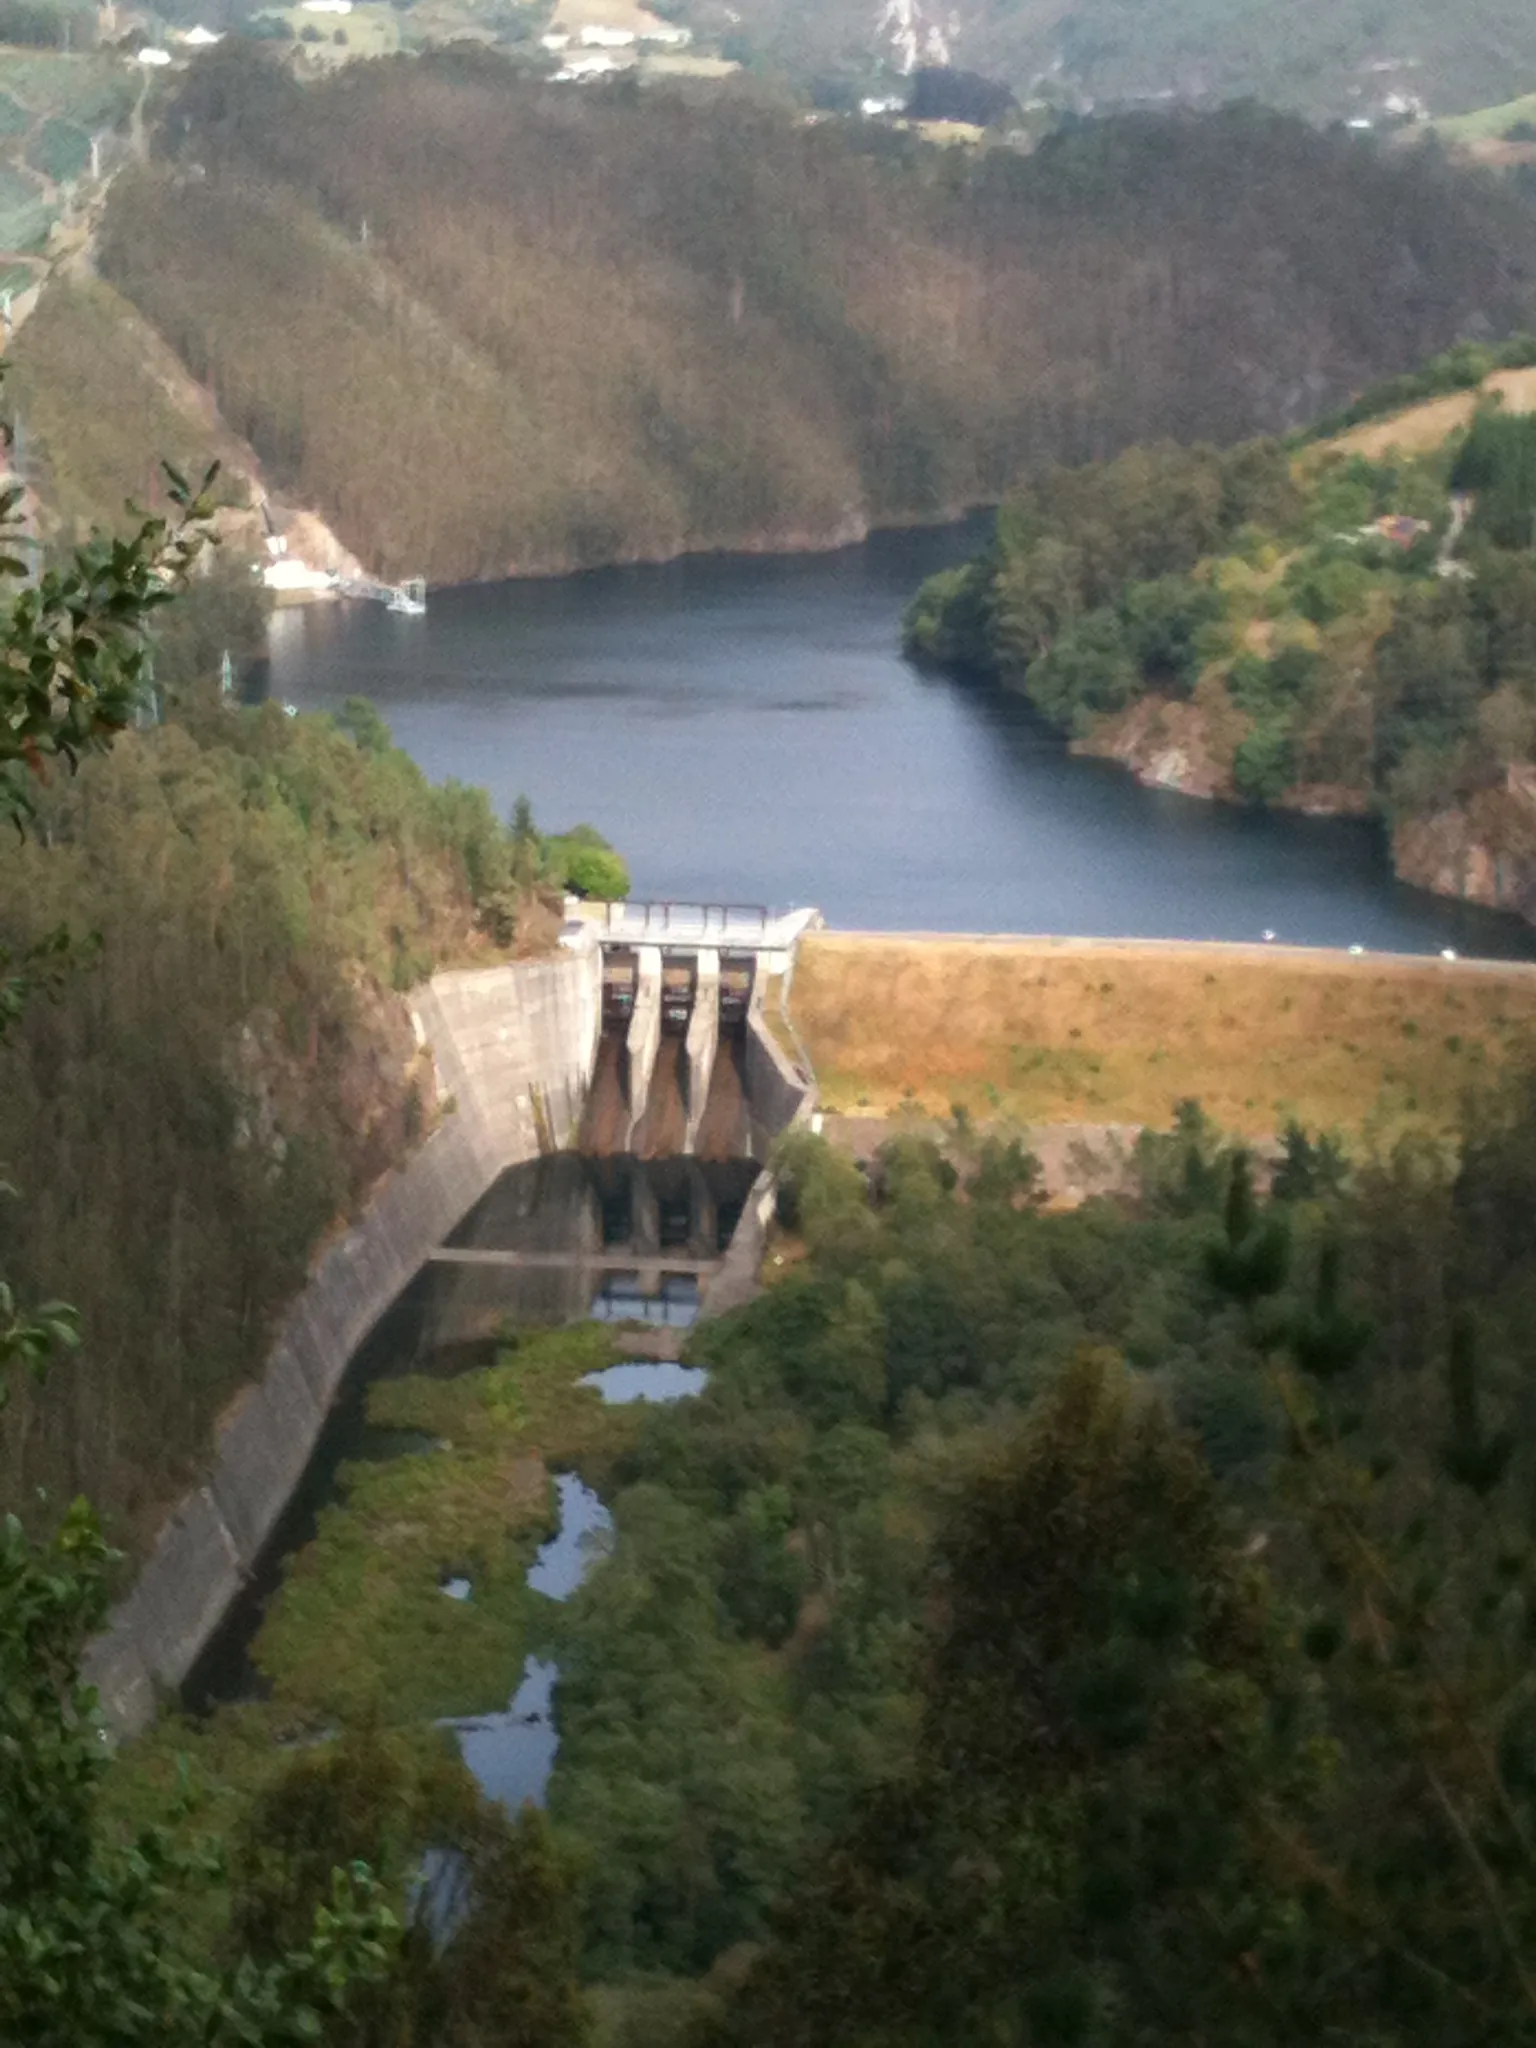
[60, 48, 1536, 582]
[905, 359, 1536, 914]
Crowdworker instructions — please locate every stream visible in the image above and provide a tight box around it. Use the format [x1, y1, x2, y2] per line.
[438, 1362, 706, 1815]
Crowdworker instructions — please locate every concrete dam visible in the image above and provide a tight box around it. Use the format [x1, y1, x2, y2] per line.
[86, 902, 820, 1734]
[578, 909, 783, 1161]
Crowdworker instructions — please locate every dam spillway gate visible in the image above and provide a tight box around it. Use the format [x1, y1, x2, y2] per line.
[577, 905, 791, 1164]
[428, 904, 819, 1340]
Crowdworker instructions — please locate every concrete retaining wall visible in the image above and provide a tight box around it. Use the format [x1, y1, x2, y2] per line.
[701, 998, 816, 1320]
[743, 1001, 815, 1159]
[85, 944, 602, 1735]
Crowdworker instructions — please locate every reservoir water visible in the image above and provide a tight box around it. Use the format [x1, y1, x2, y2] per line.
[268, 519, 1534, 957]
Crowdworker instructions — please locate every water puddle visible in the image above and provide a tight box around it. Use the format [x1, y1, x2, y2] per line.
[580, 1360, 709, 1404]
[442, 1657, 560, 1814]
[439, 1471, 614, 1811]
[525, 1473, 614, 1599]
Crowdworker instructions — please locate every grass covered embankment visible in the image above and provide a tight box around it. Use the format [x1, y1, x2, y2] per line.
[791, 932, 1536, 1137]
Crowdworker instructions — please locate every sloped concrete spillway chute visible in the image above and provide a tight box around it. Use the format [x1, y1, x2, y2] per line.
[624, 946, 663, 1150]
[579, 904, 823, 1164]
[683, 949, 719, 1153]
[84, 947, 604, 1737]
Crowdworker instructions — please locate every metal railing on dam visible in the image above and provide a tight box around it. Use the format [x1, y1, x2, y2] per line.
[586, 900, 823, 962]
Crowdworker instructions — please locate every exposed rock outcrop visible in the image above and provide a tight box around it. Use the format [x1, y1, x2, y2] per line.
[1392, 771, 1536, 922]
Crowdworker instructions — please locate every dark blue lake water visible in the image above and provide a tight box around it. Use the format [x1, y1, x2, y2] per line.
[268, 519, 1533, 958]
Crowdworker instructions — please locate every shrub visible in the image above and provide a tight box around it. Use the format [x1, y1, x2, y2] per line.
[544, 823, 630, 900]
[1228, 644, 1318, 722]
[1026, 608, 1141, 733]
[901, 559, 994, 668]
[1119, 573, 1226, 693]
[1233, 720, 1296, 804]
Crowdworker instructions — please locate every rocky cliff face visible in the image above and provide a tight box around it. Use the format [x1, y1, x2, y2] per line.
[1075, 695, 1237, 802]
[1084, 708, 1536, 928]
[1392, 774, 1536, 923]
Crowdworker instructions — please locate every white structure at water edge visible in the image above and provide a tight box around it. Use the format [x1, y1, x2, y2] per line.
[264, 557, 340, 597]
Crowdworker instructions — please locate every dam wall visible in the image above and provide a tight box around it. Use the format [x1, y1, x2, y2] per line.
[744, 998, 816, 1159]
[85, 946, 603, 1736]
[700, 998, 816, 1319]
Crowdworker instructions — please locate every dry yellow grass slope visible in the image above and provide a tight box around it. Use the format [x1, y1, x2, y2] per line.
[791, 934, 1536, 1138]
[1329, 367, 1536, 460]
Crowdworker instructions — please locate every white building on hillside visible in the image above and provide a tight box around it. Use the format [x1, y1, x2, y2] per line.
[580, 24, 635, 47]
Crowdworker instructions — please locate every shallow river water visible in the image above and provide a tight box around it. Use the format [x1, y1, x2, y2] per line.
[268, 520, 1533, 957]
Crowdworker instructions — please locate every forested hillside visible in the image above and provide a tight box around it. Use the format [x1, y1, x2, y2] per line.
[0, 660, 622, 1555]
[905, 342, 1536, 923]
[67, 49, 1536, 582]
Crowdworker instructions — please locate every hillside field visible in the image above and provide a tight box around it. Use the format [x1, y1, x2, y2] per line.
[790, 933, 1536, 1137]
[1326, 366, 1536, 459]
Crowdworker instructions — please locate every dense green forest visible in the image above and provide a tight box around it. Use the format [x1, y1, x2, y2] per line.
[59, 49, 1536, 581]
[904, 346, 1536, 911]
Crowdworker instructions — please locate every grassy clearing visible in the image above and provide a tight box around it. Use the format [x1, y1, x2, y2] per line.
[1321, 366, 1536, 460]
[791, 934, 1536, 1139]
[257, 3, 402, 61]
[25, 112, 87, 181]
[1432, 91, 1536, 142]
[0, 51, 135, 125]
